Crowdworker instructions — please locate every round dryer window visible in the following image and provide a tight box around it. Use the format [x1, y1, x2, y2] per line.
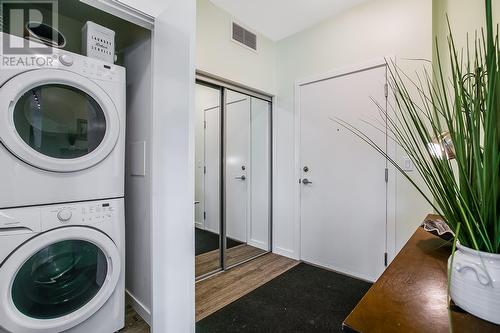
[11, 240, 107, 319]
[13, 85, 107, 160]
[0, 69, 120, 172]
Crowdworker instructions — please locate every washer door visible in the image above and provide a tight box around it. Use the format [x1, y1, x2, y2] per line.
[0, 69, 120, 172]
[0, 227, 121, 333]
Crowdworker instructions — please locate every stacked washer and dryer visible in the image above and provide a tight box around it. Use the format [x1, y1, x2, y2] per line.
[0, 34, 126, 333]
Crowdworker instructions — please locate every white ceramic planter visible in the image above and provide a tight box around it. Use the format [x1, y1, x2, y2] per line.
[449, 244, 500, 325]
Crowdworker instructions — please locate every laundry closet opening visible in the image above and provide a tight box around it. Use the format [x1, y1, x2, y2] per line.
[0, 0, 156, 327]
[195, 74, 273, 279]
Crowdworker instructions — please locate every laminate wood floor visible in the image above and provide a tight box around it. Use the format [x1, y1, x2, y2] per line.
[119, 305, 150, 333]
[196, 244, 267, 277]
[120, 252, 298, 331]
[196, 253, 299, 321]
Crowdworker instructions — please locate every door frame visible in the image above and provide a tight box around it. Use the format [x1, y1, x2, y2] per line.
[293, 57, 397, 265]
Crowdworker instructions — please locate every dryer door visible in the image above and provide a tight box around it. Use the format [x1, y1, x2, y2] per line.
[0, 227, 121, 333]
[0, 68, 120, 172]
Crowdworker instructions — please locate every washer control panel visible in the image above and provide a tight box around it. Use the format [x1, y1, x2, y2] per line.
[41, 200, 117, 230]
[81, 202, 114, 224]
[0, 199, 122, 237]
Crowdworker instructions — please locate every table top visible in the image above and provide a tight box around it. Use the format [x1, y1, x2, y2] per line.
[343, 215, 500, 333]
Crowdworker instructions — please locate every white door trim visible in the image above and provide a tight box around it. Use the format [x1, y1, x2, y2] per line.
[79, 0, 154, 29]
[293, 56, 396, 263]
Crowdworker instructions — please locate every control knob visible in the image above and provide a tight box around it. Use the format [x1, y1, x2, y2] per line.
[59, 54, 74, 66]
[57, 209, 72, 222]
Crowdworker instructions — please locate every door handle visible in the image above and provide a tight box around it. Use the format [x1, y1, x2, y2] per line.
[302, 178, 312, 185]
[235, 175, 246, 181]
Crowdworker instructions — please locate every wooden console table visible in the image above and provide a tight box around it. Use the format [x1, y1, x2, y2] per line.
[343, 215, 500, 333]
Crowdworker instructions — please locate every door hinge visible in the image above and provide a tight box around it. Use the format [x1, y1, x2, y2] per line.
[384, 83, 389, 98]
[203, 211, 206, 220]
[385, 168, 388, 182]
[384, 252, 388, 267]
[204, 166, 207, 174]
[204, 121, 207, 129]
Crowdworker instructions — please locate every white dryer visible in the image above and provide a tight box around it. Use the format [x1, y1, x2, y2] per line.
[0, 198, 125, 333]
[0, 33, 126, 209]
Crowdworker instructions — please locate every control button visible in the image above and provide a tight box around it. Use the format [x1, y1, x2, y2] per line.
[57, 209, 72, 222]
[59, 54, 74, 66]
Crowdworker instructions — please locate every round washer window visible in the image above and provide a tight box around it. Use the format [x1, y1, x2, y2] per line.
[11, 240, 108, 319]
[13, 84, 106, 159]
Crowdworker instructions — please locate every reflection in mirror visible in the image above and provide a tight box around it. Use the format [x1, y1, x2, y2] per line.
[195, 83, 222, 278]
[225, 90, 271, 268]
[13, 84, 106, 159]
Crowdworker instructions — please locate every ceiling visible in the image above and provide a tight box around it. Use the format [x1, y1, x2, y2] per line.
[209, 0, 371, 41]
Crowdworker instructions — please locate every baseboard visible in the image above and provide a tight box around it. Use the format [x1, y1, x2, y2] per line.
[126, 289, 151, 326]
[273, 246, 298, 260]
[301, 259, 376, 283]
[248, 238, 267, 251]
[205, 226, 219, 235]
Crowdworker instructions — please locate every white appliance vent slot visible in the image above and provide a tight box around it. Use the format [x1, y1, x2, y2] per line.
[232, 22, 257, 51]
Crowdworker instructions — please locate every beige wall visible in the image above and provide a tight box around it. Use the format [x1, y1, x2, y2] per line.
[196, 0, 276, 94]
[273, 0, 434, 258]
[432, 0, 500, 78]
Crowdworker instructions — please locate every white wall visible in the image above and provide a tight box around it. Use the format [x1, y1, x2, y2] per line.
[150, 0, 196, 332]
[433, 0, 500, 79]
[273, 0, 434, 258]
[124, 36, 153, 323]
[196, 0, 276, 94]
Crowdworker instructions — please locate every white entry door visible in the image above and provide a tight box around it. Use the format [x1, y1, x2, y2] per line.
[299, 64, 389, 282]
[225, 90, 250, 243]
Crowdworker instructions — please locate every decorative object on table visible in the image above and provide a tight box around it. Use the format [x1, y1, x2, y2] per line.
[420, 217, 454, 241]
[335, 0, 499, 325]
[25, 22, 66, 48]
[82, 21, 115, 63]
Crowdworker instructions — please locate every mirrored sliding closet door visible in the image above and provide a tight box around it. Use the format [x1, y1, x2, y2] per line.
[195, 78, 272, 279]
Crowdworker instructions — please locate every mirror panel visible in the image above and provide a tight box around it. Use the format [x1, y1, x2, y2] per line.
[224, 90, 271, 268]
[195, 83, 222, 278]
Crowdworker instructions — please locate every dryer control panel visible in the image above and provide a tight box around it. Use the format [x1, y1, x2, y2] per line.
[55, 52, 121, 82]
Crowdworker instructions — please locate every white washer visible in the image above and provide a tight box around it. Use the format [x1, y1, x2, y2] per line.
[0, 33, 126, 209]
[0, 198, 125, 333]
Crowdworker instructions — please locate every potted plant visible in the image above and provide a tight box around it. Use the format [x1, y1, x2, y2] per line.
[336, 0, 499, 324]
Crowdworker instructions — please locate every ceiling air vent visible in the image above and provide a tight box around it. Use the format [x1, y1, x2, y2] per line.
[232, 22, 257, 51]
